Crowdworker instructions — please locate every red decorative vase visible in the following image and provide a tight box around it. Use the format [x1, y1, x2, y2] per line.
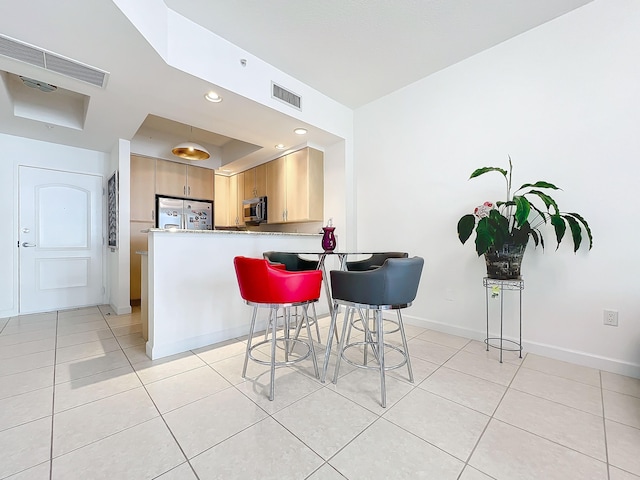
[321, 227, 336, 251]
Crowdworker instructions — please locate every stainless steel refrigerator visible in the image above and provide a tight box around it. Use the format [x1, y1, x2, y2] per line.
[156, 196, 213, 230]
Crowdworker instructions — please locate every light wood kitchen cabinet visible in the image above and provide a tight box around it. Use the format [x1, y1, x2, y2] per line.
[155, 159, 184, 197]
[187, 165, 214, 200]
[130, 221, 152, 301]
[266, 147, 324, 223]
[243, 163, 267, 198]
[155, 159, 214, 201]
[232, 172, 245, 226]
[266, 156, 287, 223]
[214, 174, 229, 226]
[130, 155, 156, 222]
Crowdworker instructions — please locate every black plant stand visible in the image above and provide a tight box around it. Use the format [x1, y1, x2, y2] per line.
[483, 277, 524, 363]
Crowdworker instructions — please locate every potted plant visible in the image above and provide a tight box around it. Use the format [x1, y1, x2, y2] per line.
[457, 157, 593, 279]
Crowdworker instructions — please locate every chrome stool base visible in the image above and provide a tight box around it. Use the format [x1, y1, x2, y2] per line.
[327, 303, 414, 408]
[243, 301, 319, 401]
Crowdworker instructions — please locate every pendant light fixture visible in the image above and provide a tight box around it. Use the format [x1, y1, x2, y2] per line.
[172, 126, 210, 161]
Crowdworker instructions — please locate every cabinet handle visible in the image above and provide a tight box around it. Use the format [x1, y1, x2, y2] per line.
[152, 210, 155, 220]
[183, 186, 186, 195]
[188, 186, 191, 196]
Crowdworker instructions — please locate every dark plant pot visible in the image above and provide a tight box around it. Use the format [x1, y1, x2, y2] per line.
[484, 243, 526, 280]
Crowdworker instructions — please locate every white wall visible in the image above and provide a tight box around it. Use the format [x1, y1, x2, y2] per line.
[106, 139, 133, 315]
[0, 133, 108, 318]
[353, 0, 640, 376]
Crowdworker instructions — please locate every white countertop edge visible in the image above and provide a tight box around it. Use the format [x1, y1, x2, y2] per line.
[145, 228, 320, 237]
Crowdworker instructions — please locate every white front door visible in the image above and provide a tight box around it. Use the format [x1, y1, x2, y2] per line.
[19, 166, 104, 313]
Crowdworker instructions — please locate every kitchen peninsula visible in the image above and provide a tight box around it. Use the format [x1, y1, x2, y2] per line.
[143, 228, 330, 360]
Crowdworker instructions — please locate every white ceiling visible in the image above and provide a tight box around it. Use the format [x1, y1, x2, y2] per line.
[167, 0, 594, 108]
[0, 0, 593, 171]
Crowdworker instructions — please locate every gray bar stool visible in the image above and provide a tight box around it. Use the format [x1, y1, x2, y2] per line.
[345, 251, 408, 271]
[325, 257, 424, 408]
[263, 251, 322, 343]
[344, 252, 408, 338]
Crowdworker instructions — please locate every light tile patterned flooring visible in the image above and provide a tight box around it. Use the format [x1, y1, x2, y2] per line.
[1, 305, 639, 479]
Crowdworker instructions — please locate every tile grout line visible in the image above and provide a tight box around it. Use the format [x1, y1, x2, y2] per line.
[102, 308, 202, 480]
[456, 351, 528, 479]
[600, 369, 611, 480]
[48, 310, 60, 480]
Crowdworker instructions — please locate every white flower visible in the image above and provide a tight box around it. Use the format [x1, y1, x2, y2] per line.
[474, 201, 493, 219]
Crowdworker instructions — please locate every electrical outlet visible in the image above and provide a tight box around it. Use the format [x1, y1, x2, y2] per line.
[603, 309, 618, 326]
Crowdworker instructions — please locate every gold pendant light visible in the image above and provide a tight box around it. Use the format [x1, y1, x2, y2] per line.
[171, 142, 210, 160]
[172, 126, 210, 160]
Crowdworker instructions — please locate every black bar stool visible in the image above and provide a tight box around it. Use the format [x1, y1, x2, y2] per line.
[263, 251, 322, 343]
[344, 252, 409, 339]
[325, 257, 424, 408]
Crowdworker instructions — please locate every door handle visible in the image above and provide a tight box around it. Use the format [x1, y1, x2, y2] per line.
[22, 242, 36, 247]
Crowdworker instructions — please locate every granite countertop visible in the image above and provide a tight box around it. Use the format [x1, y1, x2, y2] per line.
[147, 228, 320, 237]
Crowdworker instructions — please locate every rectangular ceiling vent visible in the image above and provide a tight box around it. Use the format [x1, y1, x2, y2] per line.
[272, 82, 301, 110]
[0, 34, 108, 88]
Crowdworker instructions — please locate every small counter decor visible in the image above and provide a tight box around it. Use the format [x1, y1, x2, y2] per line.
[322, 218, 337, 252]
[457, 157, 593, 279]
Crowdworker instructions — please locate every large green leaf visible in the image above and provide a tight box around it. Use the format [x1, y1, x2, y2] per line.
[530, 229, 540, 247]
[514, 196, 531, 226]
[526, 190, 560, 214]
[457, 214, 475, 244]
[565, 215, 582, 252]
[469, 167, 507, 179]
[566, 212, 593, 250]
[537, 230, 546, 250]
[550, 215, 566, 249]
[474, 217, 492, 256]
[529, 203, 549, 224]
[517, 181, 560, 191]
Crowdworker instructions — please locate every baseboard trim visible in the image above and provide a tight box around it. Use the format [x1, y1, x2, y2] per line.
[399, 314, 640, 379]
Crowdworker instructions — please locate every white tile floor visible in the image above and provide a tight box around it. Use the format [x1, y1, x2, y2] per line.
[1, 305, 639, 479]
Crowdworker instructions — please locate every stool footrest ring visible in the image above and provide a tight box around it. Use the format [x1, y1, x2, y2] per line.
[340, 341, 408, 371]
[248, 338, 313, 367]
[484, 337, 522, 353]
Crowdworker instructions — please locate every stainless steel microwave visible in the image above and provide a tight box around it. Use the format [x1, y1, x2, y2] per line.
[243, 196, 267, 225]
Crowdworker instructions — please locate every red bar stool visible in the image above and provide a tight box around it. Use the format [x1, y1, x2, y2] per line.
[263, 251, 322, 343]
[233, 256, 323, 401]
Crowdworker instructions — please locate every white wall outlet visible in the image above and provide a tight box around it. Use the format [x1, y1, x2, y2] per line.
[445, 288, 455, 301]
[603, 309, 618, 326]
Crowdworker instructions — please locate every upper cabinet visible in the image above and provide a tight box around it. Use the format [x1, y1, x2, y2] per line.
[130, 155, 156, 223]
[243, 163, 267, 199]
[266, 147, 324, 223]
[266, 156, 286, 223]
[187, 165, 215, 200]
[156, 159, 214, 201]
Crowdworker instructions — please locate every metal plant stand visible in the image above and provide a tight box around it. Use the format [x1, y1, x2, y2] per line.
[483, 277, 524, 363]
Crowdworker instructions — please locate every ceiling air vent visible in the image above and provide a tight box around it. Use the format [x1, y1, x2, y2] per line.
[0, 34, 108, 88]
[272, 82, 301, 110]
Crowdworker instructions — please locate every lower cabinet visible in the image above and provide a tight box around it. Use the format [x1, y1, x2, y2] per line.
[214, 174, 229, 226]
[130, 221, 152, 301]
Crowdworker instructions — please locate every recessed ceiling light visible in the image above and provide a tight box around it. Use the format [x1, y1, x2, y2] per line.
[204, 91, 222, 103]
[294, 128, 307, 135]
[275, 144, 286, 150]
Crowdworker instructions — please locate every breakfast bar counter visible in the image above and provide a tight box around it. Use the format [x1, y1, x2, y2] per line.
[144, 229, 330, 360]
